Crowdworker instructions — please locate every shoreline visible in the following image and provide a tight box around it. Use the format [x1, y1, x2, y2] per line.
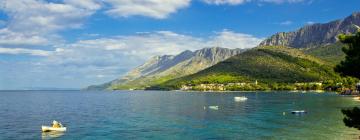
[114, 89, 340, 94]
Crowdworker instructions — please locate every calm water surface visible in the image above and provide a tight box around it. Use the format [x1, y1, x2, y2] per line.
[0, 90, 359, 140]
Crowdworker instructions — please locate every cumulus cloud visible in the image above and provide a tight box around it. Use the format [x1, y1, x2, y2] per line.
[208, 30, 263, 49]
[0, 29, 50, 47]
[0, 1, 271, 89]
[49, 30, 261, 72]
[0, 30, 262, 60]
[104, 0, 191, 19]
[45, 31, 206, 71]
[0, 0, 192, 52]
[0, 30, 260, 88]
[49, 30, 262, 65]
[203, 0, 249, 5]
[0, 0, 101, 49]
[1, 0, 101, 34]
[0, 47, 51, 56]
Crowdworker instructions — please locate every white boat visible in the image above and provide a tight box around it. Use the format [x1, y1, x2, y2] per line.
[208, 106, 219, 110]
[291, 110, 307, 114]
[234, 96, 248, 102]
[42, 126, 67, 132]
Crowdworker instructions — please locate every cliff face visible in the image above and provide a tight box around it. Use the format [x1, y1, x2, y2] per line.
[259, 12, 360, 48]
[89, 47, 245, 90]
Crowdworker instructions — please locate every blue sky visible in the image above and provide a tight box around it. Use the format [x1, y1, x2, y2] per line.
[0, 0, 359, 90]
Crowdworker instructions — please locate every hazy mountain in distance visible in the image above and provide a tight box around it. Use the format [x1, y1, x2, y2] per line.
[87, 47, 245, 90]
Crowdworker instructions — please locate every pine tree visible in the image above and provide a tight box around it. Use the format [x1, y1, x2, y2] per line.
[336, 31, 360, 130]
[335, 31, 360, 78]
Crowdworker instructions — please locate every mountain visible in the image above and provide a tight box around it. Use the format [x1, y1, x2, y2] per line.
[155, 46, 340, 90]
[87, 47, 245, 90]
[155, 13, 360, 90]
[89, 13, 360, 91]
[288, 13, 360, 66]
[259, 12, 360, 48]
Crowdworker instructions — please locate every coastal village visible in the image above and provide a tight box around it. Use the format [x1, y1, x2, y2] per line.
[180, 81, 259, 91]
[180, 81, 360, 94]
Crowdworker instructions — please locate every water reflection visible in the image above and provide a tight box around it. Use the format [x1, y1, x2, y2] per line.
[41, 131, 64, 139]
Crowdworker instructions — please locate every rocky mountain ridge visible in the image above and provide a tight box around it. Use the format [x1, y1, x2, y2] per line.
[87, 47, 245, 90]
[259, 12, 360, 48]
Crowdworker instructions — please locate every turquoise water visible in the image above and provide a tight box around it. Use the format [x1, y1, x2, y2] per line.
[0, 90, 359, 140]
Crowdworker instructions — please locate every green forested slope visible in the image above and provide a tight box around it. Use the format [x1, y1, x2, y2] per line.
[155, 46, 342, 90]
[303, 43, 346, 66]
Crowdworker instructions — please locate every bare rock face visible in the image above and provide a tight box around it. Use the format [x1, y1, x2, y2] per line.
[88, 47, 245, 90]
[259, 12, 360, 48]
[120, 47, 244, 81]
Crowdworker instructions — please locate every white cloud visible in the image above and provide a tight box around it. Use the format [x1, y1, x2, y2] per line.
[28, 30, 260, 83]
[0, 30, 262, 89]
[0, 29, 50, 47]
[209, 30, 263, 49]
[0, 0, 101, 48]
[279, 20, 293, 26]
[0, 29, 262, 60]
[0, 47, 51, 56]
[203, 0, 249, 5]
[1, 0, 100, 34]
[0, 30, 261, 61]
[306, 21, 315, 25]
[64, 0, 102, 10]
[44, 30, 261, 69]
[0, 0, 192, 52]
[104, 0, 191, 19]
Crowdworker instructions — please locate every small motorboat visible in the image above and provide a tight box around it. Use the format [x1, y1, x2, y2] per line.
[291, 110, 307, 114]
[42, 120, 66, 132]
[234, 96, 248, 102]
[42, 126, 66, 132]
[208, 106, 219, 110]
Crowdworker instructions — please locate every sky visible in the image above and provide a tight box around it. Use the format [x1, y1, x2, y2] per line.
[0, 0, 359, 90]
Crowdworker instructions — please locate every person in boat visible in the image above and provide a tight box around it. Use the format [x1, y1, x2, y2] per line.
[52, 120, 62, 128]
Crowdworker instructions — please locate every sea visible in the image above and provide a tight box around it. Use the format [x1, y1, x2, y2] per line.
[0, 90, 359, 140]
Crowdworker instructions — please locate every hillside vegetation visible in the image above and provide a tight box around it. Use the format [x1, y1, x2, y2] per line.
[152, 46, 348, 90]
[303, 43, 346, 66]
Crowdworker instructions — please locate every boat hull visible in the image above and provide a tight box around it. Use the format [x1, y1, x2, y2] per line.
[234, 96, 248, 102]
[42, 126, 66, 132]
[291, 110, 307, 114]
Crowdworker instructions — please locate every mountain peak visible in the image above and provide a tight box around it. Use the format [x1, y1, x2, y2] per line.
[194, 47, 244, 62]
[259, 12, 360, 48]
